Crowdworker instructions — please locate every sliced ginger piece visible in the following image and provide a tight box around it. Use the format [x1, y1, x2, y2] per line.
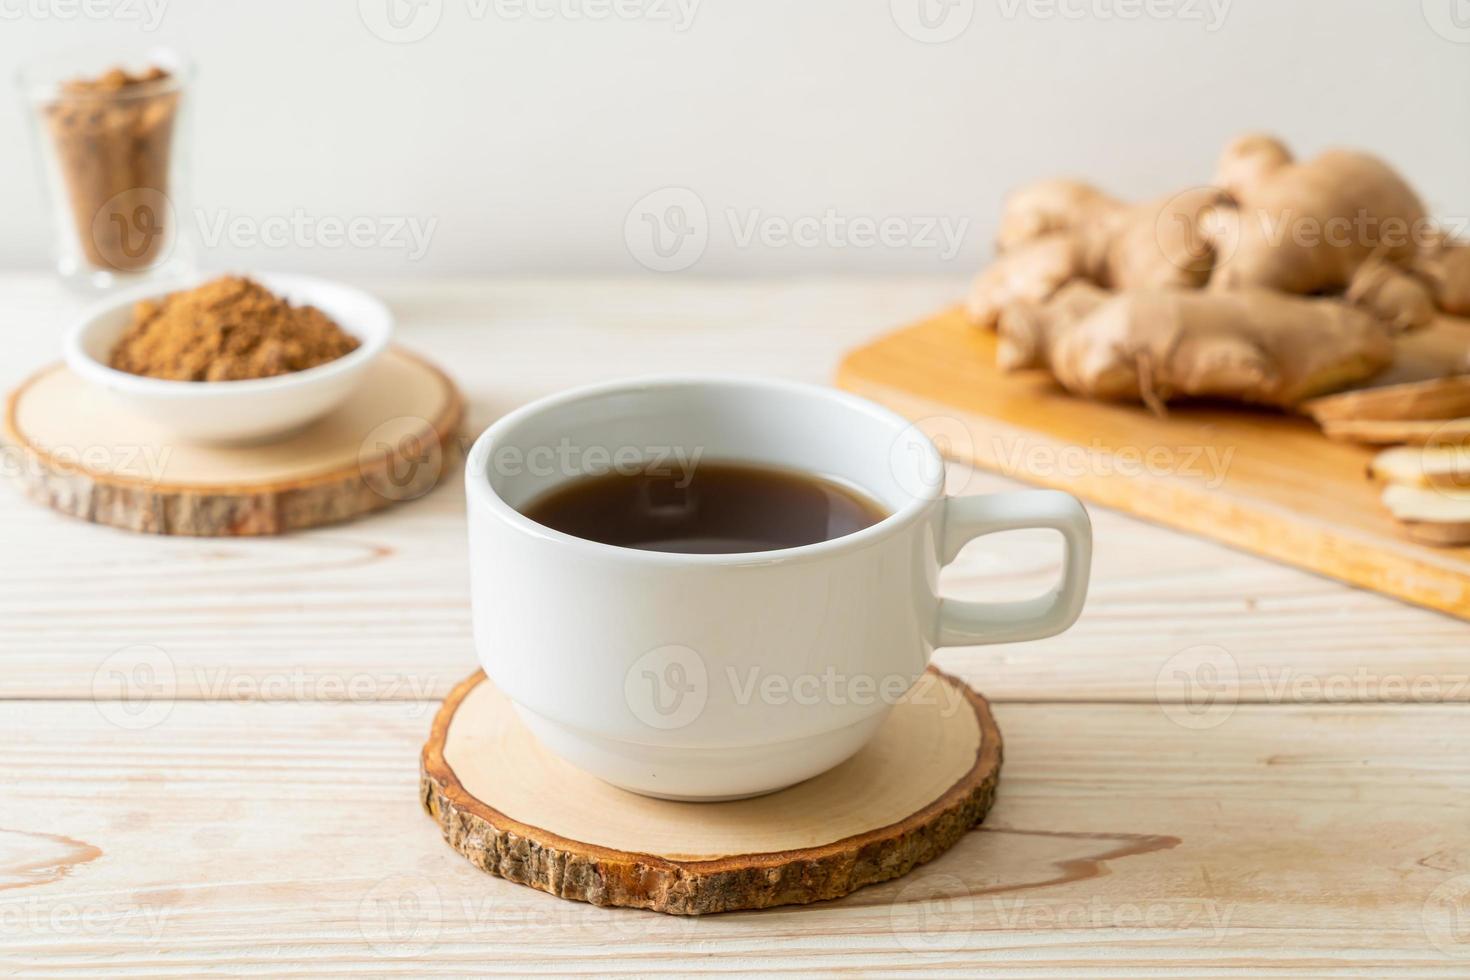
[1371, 445, 1470, 491]
[1381, 483, 1470, 547]
[1303, 375, 1470, 424]
[1320, 417, 1470, 445]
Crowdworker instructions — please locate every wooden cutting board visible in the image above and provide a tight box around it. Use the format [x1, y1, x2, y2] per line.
[836, 306, 1470, 620]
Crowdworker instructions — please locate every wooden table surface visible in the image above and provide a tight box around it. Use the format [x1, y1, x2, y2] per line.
[2, 274, 1467, 977]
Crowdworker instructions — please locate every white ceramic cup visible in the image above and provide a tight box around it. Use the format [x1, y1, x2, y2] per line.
[465, 376, 1091, 800]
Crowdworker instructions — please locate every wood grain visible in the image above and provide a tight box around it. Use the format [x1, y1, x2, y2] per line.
[2, 278, 1467, 709]
[1, 275, 1467, 974]
[837, 306, 1470, 619]
[423, 669, 1001, 914]
[2, 699, 1466, 974]
[3, 348, 464, 536]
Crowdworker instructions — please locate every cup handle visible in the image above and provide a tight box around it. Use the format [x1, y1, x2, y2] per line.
[935, 490, 1092, 647]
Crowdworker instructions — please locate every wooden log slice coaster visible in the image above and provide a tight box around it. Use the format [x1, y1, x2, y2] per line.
[2, 348, 463, 536]
[421, 667, 1003, 915]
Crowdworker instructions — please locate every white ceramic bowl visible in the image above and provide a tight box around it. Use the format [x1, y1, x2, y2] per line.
[64, 273, 392, 445]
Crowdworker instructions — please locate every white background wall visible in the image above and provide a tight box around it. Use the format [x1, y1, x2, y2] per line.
[3, 0, 1468, 277]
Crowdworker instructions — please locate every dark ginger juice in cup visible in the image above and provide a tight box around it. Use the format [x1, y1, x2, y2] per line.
[520, 461, 889, 554]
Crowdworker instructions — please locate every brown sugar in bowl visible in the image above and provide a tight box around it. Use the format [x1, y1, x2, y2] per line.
[64, 274, 392, 445]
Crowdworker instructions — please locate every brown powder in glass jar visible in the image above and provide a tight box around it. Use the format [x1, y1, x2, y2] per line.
[45, 65, 181, 273]
[108, 276, 362, 382]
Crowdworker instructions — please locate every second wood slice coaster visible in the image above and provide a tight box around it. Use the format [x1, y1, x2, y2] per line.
[3, 348, 463, 536]
[421, 667, 1002, 915]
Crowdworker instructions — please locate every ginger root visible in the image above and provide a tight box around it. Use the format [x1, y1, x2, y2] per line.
[1345, 255, 1437, 333]
[1411, 234, 1470, 317]
[994, 179, 1127, 254]
[970, 134, 1470, 415]
[968, 186, 1225, 329]
[997, 287, 1395, 413]
[966, 233, 1091, 330]
[1209, 134, 1428, 296]
[995, 281, 1110, 374]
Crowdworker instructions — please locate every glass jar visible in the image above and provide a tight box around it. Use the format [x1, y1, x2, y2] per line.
[18, 46, 194, 291]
